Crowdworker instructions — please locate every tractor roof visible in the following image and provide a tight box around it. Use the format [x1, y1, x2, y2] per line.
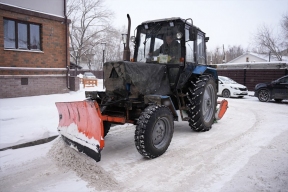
[141, 17, 192, 25]
[140, 17, 204, 33]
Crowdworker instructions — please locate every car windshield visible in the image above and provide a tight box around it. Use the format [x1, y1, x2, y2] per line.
[84, 73, 94, 76]
[219, 76, 237, 84]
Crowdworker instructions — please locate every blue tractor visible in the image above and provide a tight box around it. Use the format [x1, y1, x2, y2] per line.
[56, 15, 225, 162]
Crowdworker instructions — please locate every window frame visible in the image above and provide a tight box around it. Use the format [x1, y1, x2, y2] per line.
[3, 18, 42, 51]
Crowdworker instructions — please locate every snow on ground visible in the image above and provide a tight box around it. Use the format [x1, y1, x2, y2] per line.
[0, 81, 104, 149]
[0, 80, 288, 192]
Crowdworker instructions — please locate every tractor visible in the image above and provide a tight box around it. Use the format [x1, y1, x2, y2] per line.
[56, 15, 228, 162]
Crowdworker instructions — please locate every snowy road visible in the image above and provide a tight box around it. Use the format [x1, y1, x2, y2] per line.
[1, 96, 288, 192]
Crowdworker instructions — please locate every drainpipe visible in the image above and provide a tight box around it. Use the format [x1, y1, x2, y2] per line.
[64, 0, 70, 89]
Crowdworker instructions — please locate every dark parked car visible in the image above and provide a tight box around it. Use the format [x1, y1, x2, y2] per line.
[254, 75, 288, 102]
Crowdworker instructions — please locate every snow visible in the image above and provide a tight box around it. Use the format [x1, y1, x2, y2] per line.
[1, 80, 288, 191]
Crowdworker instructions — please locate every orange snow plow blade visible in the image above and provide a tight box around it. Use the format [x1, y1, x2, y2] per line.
[55, 100, 104, 162]
[55, 100, 126, 162]
[215, 99, 228, 120]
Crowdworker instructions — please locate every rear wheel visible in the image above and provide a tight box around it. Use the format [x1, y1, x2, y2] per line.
[222, 89, 231, 98]
[185, 75, 217, 132]
[258, 89, 270, 102]
[135, 105, 174, 159]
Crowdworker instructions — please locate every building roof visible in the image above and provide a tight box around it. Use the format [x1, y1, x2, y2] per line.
[228, 52, 288, 63]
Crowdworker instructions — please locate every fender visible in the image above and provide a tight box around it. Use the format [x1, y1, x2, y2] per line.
[176, 65, 218, 89]
[144, 95, 178, 121]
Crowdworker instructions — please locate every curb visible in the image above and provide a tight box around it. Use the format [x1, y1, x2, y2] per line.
[0, 135, 58, 151]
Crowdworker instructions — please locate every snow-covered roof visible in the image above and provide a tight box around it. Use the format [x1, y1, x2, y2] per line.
[228, 52, 288, 63]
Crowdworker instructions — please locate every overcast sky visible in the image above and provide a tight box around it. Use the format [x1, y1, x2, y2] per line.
[105, 0, 288, 51]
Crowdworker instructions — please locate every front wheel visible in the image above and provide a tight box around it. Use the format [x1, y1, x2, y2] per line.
[185, 75, 217, 132]
[258, 89, 270, 102]
[135, 105, 174, 159]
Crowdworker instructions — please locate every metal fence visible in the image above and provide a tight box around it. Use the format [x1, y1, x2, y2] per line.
[213, 62, 288, 90]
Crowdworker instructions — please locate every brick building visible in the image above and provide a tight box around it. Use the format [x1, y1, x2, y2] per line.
[0, 0, 78, 98]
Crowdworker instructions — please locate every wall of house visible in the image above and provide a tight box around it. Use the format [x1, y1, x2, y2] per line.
[0, 3, 73, 98]
[0, 75, 70, 98]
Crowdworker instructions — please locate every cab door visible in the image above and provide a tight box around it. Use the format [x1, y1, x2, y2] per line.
[272, 76, 288, 99]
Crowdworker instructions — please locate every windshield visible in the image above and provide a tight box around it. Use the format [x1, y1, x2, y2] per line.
[219, 76, 237, 84]
[85, 72, 94, 76]
[136, 22, 183, 64]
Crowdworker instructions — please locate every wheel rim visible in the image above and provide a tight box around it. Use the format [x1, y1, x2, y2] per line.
[202, 84, 216, 123]
[259, 90, 269, 102]
[152, 117, 171, 149]
[223, 90, 230, 98]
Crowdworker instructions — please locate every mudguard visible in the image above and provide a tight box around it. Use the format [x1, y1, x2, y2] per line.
[55, 100, 104, 162]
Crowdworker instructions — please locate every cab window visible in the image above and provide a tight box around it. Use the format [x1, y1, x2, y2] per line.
[185, 28, 194, 63]
[197, 32, 205, 64]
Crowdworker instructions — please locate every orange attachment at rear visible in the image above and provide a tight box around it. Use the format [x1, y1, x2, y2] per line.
[215, 99, 228, 120]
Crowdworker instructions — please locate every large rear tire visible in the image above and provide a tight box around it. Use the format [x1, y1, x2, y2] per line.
[135, 105, 174, 159]
[185, 75, 217, 132]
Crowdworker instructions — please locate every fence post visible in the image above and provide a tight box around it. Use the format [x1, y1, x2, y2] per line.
[244, 69, 246, 86]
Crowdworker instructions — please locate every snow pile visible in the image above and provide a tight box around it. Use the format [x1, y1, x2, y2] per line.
[47, 137, 119, 191]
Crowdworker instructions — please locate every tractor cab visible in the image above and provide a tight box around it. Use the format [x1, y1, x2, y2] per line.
[132, 17, 209, 66]
[131, 17, 209, 87]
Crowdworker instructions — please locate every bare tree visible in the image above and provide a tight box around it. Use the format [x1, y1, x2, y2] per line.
[67, 0, 114, 68]
[210, 46, 223, 64]
[253, 13, 288, 61]
[225, 45, 244, 62]
[254, 24, 283, 61]
[91, 27, 123, 70]
[281, 13, 288, 55]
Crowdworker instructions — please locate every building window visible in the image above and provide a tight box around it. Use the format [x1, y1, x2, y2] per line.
[4, 18, 42, 50]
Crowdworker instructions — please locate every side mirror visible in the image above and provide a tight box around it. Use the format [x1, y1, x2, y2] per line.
[130, 36, 135, 43]
[189, 27, 196, 41]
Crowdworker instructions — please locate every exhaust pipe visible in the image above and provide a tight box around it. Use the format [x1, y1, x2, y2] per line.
[123, 14, 131, 61]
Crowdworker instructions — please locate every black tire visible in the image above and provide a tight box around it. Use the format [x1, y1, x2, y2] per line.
[222, 89, 231, 98]
[185, 75, 217, 132]
[103, 121, 111, 137]
[135, 105, 174, 159]
[258, 89, 270, 102]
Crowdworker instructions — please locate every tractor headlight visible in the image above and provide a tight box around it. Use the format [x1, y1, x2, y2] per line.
[176, 32, 183, 39]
